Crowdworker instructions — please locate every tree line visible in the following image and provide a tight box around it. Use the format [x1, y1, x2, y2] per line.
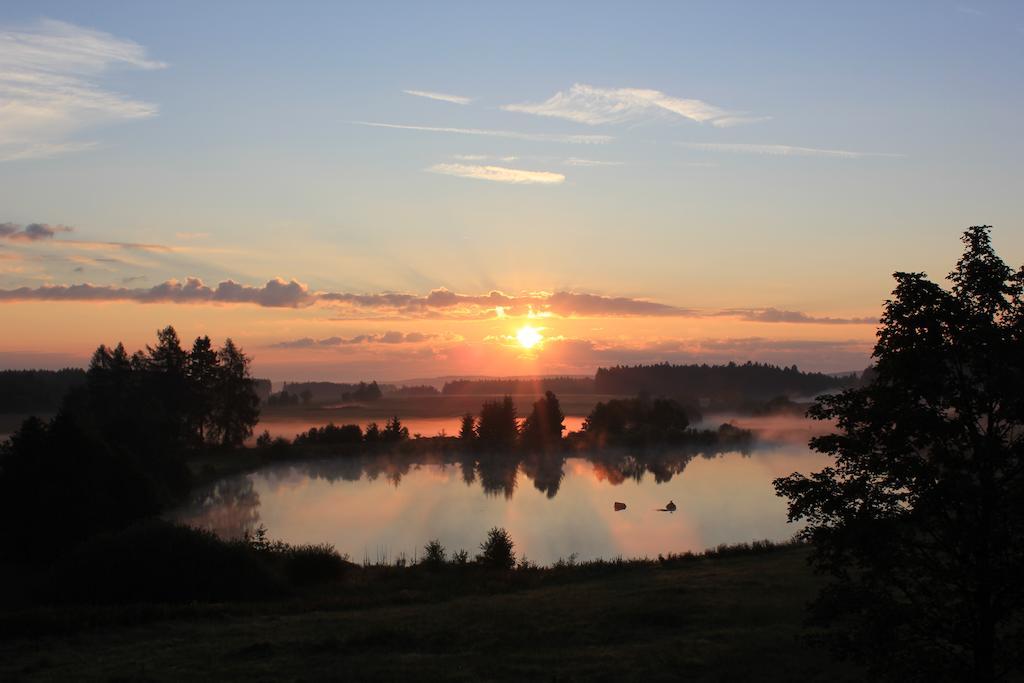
[0, 368, 86, 413]
[0, 325, 261, 562]
[595, 361, 856, 403]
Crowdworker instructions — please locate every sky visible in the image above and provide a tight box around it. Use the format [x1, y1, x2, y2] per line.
[1, 1, 1022, 381]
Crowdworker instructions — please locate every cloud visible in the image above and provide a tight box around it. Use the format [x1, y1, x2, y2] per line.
[503, 83, 761, 128]
[452, 154, 518, 162]
[723, 308, 877, 325]
[0, 222, 73, 241]
[0, 275, 876, 325]
[175, 232, 209, 240]
[402, 89, 472, 105]
[351, 121, 611, 144]
[677, 142, 903, 159]
[563, 157, 622, 167]
[428, 163, 565, 185]
[0, 140, 98, 162]
[272, 331, 439, 349]
[0, 277, 313, 307]
[0, 19, 165, 161]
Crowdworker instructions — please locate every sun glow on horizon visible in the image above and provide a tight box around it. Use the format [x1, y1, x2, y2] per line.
[516, 324, 543, 349]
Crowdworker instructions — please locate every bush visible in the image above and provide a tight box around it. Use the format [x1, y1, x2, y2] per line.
[278, 543, 349, 585]
[421, 539, 446, 566]
[476, 527, 516, 570]
[46, 520, 285, 604]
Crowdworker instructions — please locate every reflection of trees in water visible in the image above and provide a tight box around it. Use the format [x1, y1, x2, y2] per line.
[521, 451, 565, 498]
[475, 451, 518, 499]
[206, 444, 753, 509]
[175, 475, 261, 539]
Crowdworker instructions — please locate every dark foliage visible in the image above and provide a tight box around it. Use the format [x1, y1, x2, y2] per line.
[595, 362, 854, 404]
[342, 381, 383, 402]
[389, 384, 440, 396]
[520, 390, 565, 449]
[458, 412, 476, 442]
[476, 396, 518, 448]
[0, 368, 85, 414]
[774, 227, 1024, 682]
[294, 422, 363, 446]
[442, 376, 595, 395]
[0, 326, 260, 562]
[46, 520, 286, 603]
[582, 396, 693, 447]
[477, 527, 516, 570]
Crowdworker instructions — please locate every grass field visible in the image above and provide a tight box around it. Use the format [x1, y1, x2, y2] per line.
[0, 545, 859, 682]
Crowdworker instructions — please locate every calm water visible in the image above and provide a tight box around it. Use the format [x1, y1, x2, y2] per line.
[174, 415, 830, 565]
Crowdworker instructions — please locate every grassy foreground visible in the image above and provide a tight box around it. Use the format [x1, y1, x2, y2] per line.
[0, 545, 859, 682]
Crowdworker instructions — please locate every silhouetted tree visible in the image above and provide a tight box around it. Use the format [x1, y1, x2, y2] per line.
[458, 412, 476, 442]
[520, 390, 565, 449]
[476, 526, 516, 569]
[211, 339, 260, 448]
[582, 396, 690, 446]
[477, 396, 518, 449]
[363, 421, 380, 445]
[774, 227, 1024, 682]
[382, 416, 409, 443]
[186, 336, 219, 446]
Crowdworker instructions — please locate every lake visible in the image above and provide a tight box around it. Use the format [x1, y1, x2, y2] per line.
[174, 415, 830, 565]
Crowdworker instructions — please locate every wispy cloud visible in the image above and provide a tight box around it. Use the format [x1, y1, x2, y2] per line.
[677, 142, 903, 159]
[272, 331, 439, 349]
[721, 308, 877, 325]
[0, 275, 878, 326]
[402, 89, 472, 105]
[0, 277, 312, 307]
[351, 121, 612, 144]
[428, 163, 565, 185]
[503, 83, 763, 128]
[0, 222, 73, 241]
[0, 19, 166, 162]
[563, 157, 622, 167]
[452, 154, 518, 162]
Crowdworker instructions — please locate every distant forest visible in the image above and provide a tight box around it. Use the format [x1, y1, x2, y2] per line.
[594, 362, 857, 403]
[1, 363, 860, 416]
[0, 369, 270, 415]
[0, 369, 86, 413]
[442, 377, 596, 395]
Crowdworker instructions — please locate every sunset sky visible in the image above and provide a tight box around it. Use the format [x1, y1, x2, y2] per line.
[2, 1, 1022, 381]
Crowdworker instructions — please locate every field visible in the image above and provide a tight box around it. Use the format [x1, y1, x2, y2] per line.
[0, 545, 859, 682]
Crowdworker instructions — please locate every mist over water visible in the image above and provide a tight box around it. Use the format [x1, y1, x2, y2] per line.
[175, 414, 826, 564]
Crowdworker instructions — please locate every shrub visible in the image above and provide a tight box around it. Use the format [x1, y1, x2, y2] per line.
[476, 527, 516, 570]
[422, 539, 447, 566]
[46, 520, 285, 604]
[279, 543, 349, 585]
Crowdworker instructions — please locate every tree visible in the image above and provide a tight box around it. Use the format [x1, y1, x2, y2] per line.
[186, 336, 219, 446]
[211, 338, 260, 448]
[476, 526, 516, 569]
[477, 396, 518, 449]
[458, 412, 476, 442]
[520, 391, 565, 449]
[774, 227, 1024, 681]
[382, 416, 409, 443]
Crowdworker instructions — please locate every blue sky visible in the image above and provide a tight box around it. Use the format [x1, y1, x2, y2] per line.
[1, 1, 1022, 378]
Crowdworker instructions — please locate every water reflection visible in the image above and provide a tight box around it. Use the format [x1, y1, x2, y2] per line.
[173, 416, 820, 564]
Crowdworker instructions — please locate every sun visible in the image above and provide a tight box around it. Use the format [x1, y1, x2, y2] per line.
[515, 325, 543, 350]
